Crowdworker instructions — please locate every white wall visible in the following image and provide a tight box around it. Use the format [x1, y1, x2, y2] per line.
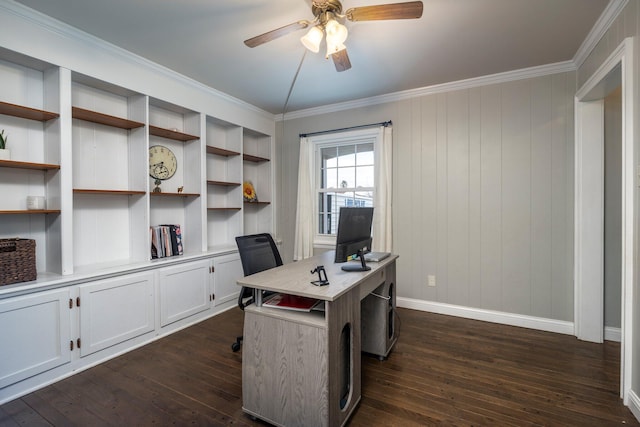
[279, 72, 576, 321]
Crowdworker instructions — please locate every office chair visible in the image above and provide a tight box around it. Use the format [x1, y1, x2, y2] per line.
[231, 233, 283, 352]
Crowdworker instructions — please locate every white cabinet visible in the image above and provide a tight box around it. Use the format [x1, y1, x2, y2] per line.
[0, 288, 71, 388]
[77, 272, 155, 357]
[158, 259, 211, 327]
[212, 252, 243, 306]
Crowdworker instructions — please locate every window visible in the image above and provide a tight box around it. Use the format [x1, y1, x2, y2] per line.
[309, 128, 380, 246]
[295, 124, 391, 259]
[317, 141, 374, 235]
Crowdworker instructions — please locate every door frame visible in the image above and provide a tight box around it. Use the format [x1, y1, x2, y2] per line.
[574, 37, 634, 401]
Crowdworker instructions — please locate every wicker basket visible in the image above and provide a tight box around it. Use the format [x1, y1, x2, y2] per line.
[0, 239, 36, 286]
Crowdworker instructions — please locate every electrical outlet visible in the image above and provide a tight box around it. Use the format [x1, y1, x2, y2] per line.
[428, 275, 436, 287]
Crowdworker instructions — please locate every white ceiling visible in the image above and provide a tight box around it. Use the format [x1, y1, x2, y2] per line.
[13, 0, 610, 115]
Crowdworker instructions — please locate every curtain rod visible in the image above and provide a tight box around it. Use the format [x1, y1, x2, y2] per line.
[299, 120, 391, 138]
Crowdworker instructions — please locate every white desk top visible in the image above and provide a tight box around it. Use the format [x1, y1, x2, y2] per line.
[237, 250, 398, 301]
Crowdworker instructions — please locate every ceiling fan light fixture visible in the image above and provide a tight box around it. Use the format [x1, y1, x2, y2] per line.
[301, 25, 324, 53]
[325, 19, 348, 45]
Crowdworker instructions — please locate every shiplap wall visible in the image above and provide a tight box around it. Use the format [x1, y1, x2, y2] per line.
[279, 71, 576, 321]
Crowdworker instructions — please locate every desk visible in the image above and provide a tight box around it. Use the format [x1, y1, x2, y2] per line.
[237, 250, 398, 427]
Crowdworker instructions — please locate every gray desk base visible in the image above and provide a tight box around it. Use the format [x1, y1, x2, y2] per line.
[241, 255, 397, 427]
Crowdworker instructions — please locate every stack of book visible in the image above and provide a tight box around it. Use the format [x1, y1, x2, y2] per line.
[263, 293, 321, 312]
[150, 224, 183, 259]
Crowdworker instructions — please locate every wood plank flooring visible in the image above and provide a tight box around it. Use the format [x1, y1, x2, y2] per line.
[1, 307, 637, 426]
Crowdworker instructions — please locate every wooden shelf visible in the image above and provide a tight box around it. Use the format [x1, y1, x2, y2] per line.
[208, 207, 242, 211]
[0, 209, 60, 215]
[207, 180, 240, 187]
[72, 107, 145, 130]
[150, 192, 200, 198]
[0, 159, 60, 171]
[207, 146, 240, 157]
[0, 101, 59, 122]
[243, 153, 270, 163]
[149, 125, 199, 142]
[244, 201, 271, 205]
[74, 189, 146, 196]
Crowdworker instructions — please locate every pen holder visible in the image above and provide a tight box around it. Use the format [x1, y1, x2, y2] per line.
[310, 265, 329, 286]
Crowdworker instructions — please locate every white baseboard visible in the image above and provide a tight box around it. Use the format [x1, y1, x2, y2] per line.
[627, 389, 640, 421]
[397, 297, 574, 335]
[397, 298, 623, 342]
[605, 326, 622, 342]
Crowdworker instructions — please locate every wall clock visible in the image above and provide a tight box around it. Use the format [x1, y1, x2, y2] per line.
[149, 145, 177, 193]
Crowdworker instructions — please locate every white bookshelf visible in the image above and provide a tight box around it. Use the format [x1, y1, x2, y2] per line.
[242, 129, 272, 235]
[148, 99, 205, 256]
[71, 75, 148, 271]
[0, 48, 273, 282]
[206, 117, 242, 251]
[0, 53, 63, 276]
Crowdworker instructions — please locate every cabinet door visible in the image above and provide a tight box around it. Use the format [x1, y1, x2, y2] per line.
[0, 288, 71, 388]
[78, 272, 155, 358]
[213, 253, 243, 306]
[159, 259, 210, 327]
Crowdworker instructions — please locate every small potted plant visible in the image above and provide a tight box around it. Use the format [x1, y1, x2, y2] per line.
[0, 129, 9, 160]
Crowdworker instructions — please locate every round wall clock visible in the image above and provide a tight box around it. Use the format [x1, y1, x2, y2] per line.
[149, 145, 177, 193]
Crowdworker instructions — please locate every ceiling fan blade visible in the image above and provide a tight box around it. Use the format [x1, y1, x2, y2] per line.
[244, 20, 311, 48]
[332, 49, 352, 72]
[345, 1, 423, 22]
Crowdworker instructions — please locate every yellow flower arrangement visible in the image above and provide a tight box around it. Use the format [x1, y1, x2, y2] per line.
[243, 181, 258, 202]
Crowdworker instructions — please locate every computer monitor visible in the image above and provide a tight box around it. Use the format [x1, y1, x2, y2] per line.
[334, 207, 374, 272]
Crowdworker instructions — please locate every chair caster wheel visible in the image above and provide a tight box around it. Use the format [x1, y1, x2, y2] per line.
[232, 342, 240, 352]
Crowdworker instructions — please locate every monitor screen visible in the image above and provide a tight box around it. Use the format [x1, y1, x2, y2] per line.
[334, 207, 373, 271]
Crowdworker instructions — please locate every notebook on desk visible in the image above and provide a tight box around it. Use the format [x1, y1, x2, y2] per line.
[363, 252, 390, 262]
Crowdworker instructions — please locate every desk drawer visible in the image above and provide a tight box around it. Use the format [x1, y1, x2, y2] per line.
[358, 267, 385, 300]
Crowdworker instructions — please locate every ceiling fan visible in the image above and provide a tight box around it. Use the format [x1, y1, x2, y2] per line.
[244, 0, 424, 72]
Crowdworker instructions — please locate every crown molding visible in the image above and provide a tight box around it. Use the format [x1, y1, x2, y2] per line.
[0, 0, 274, 121]
[573, 0, 629, 68]
[278, 60, 576, 121]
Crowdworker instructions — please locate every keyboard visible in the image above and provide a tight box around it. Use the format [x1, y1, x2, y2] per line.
[363, 252, 390, 262]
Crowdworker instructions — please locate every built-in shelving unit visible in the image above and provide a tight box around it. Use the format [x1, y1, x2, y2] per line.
[0, 53, 64, 276]
[149, 98, 204, 256]
[205, 117, 243, 250]
[0, 47, 274, 282]
[71, 73, 148, 270]
[242, 128, 272, 235]
[0, 34, 272, 407]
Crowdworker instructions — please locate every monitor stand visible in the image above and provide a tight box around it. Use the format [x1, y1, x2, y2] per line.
[341, 250, 371, 272]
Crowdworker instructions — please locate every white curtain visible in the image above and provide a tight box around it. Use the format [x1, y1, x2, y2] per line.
[373, 125, 393, 252]
[293, 136, 314, 260]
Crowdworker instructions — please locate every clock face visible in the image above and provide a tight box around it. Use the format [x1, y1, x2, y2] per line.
[149, 145, 177, 180]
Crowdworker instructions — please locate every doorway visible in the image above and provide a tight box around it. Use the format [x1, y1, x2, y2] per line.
[574, 37, 634, 403]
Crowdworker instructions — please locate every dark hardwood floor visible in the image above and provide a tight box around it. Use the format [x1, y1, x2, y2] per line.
[1, 307, 637, 426]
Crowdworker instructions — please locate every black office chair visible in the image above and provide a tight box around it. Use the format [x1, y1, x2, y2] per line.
[231, 233, 283, 352]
